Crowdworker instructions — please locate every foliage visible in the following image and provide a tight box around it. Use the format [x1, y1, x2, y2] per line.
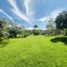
[6, 21, 25, 38]
[23, 30, 29, 38]
[33, 29, 40, 35]
[44, 29, 61, 36]
[0, 18, 8, 40]
[46, 18, 56, 30]
[55, 11, 67, 30]
[34, 25, 38, 29]
[33, 25, 40, 35]
[46, 17, 59, 36]
[64, 29, 67, 36]
[39, 30, 45, 35]
[8, 28, 17, 38]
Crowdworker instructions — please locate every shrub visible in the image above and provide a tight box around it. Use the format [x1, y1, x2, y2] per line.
[8, 29, 17, 38]
[23, 33, 29, 38]
[23, 30, 29, 38]
[33, 29, 40, 35]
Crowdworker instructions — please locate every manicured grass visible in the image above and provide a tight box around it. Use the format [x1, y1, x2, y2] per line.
[0, 36, 67, 67]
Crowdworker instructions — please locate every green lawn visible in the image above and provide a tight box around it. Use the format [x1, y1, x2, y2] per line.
[0, 36, 67, 67]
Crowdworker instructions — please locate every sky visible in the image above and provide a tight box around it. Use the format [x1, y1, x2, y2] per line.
[0, 0, 67, 30]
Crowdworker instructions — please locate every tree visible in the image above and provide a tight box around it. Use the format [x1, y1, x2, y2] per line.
[46, 18, 57, 35]
[8, 28, 17, 38]
[55, 11, 67, 30]
[0, 20, 4, 40]
[33, 25, 40, 35]
[34, 25, 38, 29]
[46, 18, 56, 30]
[0, 18, 8, 40]
[55, 11, 67, 35]
[23, 30, 29, 38]
[7, 23, 26, 38]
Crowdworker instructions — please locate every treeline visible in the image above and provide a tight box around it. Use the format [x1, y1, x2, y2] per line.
[0, 10, 67, 41]
[0, 18, 41, 41]
[0, 19, 43, 41]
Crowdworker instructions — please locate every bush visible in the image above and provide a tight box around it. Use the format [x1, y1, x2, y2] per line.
[8, 29, 17, 38]
[0, 32, 3, 41]
[23, 33, 29, 38]
[22, 30, 29, 38]
[0, 32, 9, 41]
[63, 29, 67, 36]
[33, 29, 40, 35]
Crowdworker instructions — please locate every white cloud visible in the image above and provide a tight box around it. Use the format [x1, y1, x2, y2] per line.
[8, 0, 33, 25]
[38, 9, 64, 22]
[25, 27, 34, 30]
[24, 0, 34, 17]
[12, 9, 31, 24]
[50, 9, 64, 19]
[7, 0, 46, 25]
[38, 16, 49, 22]
[0, 9, 13, 20]
[24, 0, 35, 23]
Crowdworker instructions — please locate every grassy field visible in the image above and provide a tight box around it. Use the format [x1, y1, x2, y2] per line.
[0, 36, 67, 67]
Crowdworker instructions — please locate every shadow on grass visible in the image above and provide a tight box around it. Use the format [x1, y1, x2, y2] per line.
[51, 37, 67, 44]
[0, 40, 9, 48]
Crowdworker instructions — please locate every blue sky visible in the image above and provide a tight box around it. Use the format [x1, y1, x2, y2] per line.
[0, 0, 67, 30]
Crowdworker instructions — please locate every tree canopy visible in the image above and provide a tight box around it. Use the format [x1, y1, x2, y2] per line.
[55, 11, 67, 30]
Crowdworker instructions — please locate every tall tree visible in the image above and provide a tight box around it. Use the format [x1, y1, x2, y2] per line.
[55, 11, 67, 35]
[55, 11, 67, 30]
[46, 18, 56, 30]
[46, 18, 57, 35]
